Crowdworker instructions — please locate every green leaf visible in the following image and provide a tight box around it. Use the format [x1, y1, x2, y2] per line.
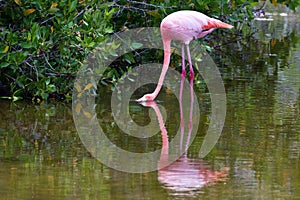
[69, 0, 77, 13]
[250, 2, 259, 7]
[104, 28, 114, 34]
[87, 42, 96, 47]
[0, 62, 9, 68]
[46, 85, 56, 93]
[41, 92, 49, 100]
[124, 53, 135, 64]
[16, 77, 25, 88]
[45, 77, 50, 85]
[48, 7, 60, 13]
[12, 89, 24, 102]
[131, 42, 143, 49]
[109, 49, 118, 56]
[20, 42, 33, 49]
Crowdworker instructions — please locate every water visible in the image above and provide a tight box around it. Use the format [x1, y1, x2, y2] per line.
[1, 15, 300, 199]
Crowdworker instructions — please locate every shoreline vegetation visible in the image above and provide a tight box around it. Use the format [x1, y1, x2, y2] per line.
[0, 0, 299, 102]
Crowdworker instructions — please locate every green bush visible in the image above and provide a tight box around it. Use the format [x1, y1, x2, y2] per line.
[4, 0, 291, 102]
[0, 0, 114, 101]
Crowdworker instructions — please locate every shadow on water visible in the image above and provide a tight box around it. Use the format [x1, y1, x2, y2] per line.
[0, 13, 300, 200]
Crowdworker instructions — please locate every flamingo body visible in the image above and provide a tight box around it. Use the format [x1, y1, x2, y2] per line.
[137, 10, 233, 102]
[161, 11, 231, 43]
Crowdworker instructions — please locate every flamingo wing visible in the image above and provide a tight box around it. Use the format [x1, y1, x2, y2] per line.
[160, 10, 233, 43]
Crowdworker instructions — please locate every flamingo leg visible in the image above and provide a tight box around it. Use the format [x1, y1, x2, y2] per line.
[185, 44, 194, 81]
[186, 43, 194, 132]
[181, 43, 186, 78]
[179, 43, 185, 132]
[179, 73, 185, 154]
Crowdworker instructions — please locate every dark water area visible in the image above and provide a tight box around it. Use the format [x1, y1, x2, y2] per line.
[0, 15, 300, 199]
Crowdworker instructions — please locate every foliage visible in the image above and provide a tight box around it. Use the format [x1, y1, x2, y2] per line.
[0, 0, 299, 102]
[272, 0, 300, 10]
[110, 0, 256, 29]
[0, 0, 114, 101]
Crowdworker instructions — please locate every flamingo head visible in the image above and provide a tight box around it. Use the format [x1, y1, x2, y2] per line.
[136, 93, 156, 102]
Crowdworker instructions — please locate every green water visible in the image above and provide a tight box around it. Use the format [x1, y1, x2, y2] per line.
[0, 16, 300, 199]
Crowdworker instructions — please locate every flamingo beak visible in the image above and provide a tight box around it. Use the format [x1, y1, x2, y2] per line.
[136, 96, 147, 102]
[217, 21, 234, 29]
[136, 94, 156, 102]
[203, 20, 234, 30]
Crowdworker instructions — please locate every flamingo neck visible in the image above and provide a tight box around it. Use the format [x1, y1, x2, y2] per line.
[151, 39, 171, 99]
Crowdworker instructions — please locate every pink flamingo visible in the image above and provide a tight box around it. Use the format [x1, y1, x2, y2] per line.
[137, 10, 233, 102]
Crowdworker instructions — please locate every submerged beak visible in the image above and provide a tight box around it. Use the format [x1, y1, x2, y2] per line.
[136, 96, 147, 102]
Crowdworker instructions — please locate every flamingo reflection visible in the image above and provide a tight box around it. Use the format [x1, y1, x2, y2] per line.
[139, 76, 228, 197]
